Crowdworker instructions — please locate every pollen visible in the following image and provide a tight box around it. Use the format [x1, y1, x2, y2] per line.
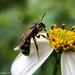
[47, 24, 75, 52]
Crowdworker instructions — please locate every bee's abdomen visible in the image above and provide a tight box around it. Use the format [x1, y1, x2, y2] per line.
[21, 45, 30, 56]
[21, 38, 31, 56]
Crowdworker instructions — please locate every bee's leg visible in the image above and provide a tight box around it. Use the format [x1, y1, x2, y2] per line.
[36, 34, 47, 39]
[44, 29, 49, 37]
[33, 36, 40, 60]
[40, 34, 47, 38]
[36, 35, 40, 38]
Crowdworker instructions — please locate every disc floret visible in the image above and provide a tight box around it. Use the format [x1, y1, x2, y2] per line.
[47, 24, 75, 52]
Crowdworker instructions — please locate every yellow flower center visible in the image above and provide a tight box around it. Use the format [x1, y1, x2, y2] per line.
[47, 24, 75, 52]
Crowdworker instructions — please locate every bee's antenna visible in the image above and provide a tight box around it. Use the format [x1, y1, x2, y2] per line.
[41, 13, 46, 22]
[36, 14, 40, 22]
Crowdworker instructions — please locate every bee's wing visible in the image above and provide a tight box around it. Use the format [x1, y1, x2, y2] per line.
[18, 27, 34, 48]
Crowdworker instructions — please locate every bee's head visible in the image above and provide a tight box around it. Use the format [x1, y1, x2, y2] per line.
[35, 13, 46, 31]
[32, 13, 46, 31]
[35, 22, 46, 31]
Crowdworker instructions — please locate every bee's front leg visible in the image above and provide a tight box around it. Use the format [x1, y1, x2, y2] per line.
[40, 34, 48, 39]
[44, 29, 49, 37]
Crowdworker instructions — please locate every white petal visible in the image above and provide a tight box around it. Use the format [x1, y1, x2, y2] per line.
[11, 33, 53, 75]
[61, 51, 75, 75]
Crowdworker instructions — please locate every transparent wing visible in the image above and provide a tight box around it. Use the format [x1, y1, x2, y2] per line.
[18, 27, 34, 48]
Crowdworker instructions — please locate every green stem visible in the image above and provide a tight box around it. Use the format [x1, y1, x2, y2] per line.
[53, 53, 60, 75]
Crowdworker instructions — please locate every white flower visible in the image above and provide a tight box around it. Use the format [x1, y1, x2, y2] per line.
[11, 33, 75, 75]
[61, 51, 75, 75]
[11, 33, 53, 75]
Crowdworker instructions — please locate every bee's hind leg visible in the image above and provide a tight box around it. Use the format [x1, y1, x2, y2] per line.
[33, 36, 40, 60]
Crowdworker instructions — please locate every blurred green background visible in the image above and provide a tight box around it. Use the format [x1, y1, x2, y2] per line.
[0, 0, 75, 75]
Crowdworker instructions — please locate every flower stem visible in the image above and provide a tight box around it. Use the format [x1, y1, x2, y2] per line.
[53, 52, 61, 75]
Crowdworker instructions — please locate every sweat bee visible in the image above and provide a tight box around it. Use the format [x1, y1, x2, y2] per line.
[16, 13, 48, 59]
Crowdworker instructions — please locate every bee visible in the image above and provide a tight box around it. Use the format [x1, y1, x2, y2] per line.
[17, 13, 48, 59]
